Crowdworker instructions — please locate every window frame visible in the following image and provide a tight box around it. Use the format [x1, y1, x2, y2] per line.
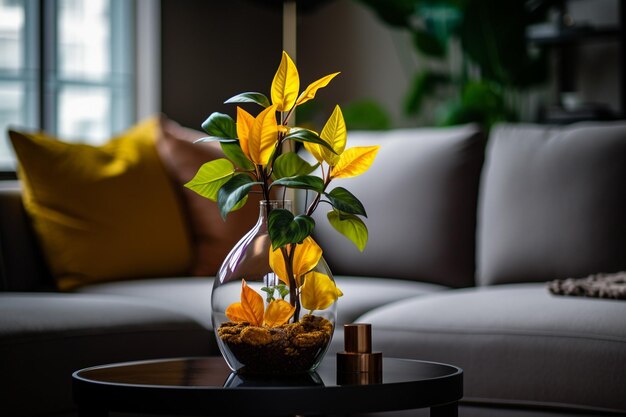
[43, 0, 135, 140]
[0, 0, 146, 176]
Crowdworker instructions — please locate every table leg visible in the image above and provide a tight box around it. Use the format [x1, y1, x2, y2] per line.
[77, 406, 108, 417]
[430, 401, 458, 417]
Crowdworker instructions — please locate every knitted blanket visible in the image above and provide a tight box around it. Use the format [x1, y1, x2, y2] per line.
[548, 271, 626, 300]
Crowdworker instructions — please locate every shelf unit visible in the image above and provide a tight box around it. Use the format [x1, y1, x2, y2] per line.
[527, 1, 625, 123]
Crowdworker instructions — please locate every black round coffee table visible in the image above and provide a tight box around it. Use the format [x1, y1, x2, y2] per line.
[73, 356, 462, 417]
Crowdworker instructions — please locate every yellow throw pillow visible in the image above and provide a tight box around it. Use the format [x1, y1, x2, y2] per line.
[8, 118, 193, 291]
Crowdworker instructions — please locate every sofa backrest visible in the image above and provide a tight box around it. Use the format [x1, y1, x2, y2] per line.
[477, 122, 626, 285]
[306, 125, 485, 288]
[0, 181, 55, 291]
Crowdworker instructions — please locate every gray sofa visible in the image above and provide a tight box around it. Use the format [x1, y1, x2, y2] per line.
[1, 122, 625, 417]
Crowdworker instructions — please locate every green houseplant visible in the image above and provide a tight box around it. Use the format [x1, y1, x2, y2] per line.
[355, 0, 558, 130]
[185, 51, 379, 374]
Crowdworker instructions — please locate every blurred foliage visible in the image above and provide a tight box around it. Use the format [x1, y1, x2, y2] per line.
[297, 99, 391, 131]
[439, 81, 518, 126]
[354, 0, 559, 130]
[342, 100, 392, 130]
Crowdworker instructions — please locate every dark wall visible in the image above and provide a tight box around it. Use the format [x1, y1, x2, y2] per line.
[161, 0, 282, 129]
[161, 0, 623, 129]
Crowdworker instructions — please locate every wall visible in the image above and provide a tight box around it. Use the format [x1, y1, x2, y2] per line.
[160, 0, 623, 129]
[298, 0, 418, 127]
[159, 0, 418, 129]
[160, 0, 282, 129]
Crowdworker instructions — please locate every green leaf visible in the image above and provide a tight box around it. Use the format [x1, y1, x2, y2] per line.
[412, 29, 446, 57]
[194, 136, 238, 144]
[268, 209, 315, 249]
[271, 175, 325, 193]
[355, 0, 414, 28]
[437, 81, 517, 131]
[220, 142, 255, 170]
[201, 112, 237, 139]
[277, 283, 289, 299]
[327, 210, 368, 251]
[341, 99, 391, 131]
[217, 174, 259, 219]
[184, 158, 235, 201]
[325, 187, 367, 217]
[261, 286, 275, 302]
[224, 92, 271, 108]
[272, 152, 318, 180]
[462, 81, 506, 110]
[284, 129, 337, 154]
[460, 0, 547, 87]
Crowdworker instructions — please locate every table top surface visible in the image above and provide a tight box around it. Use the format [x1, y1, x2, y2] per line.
[73, 356, 463, 416]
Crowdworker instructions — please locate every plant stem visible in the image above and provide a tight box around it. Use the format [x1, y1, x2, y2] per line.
[284, 106, 295, 126]
[305, 174, 332, 216]
[272, 111, 304, 322]
[258, 165, 271, 203]
[281, 244, 300, 322]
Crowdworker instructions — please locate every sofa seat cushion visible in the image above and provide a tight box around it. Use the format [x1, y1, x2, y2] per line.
[358, 283, 626, 414]
[0, 293, 214, 417]
[76, 276, 216, 329]
[333, 276, 447, 326]
[75, 276, 447, 331]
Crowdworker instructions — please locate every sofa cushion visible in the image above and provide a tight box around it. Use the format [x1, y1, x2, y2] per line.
[75, 275, 447, 330]
[477, 122, 626, 286]
[306, 125, 484, 288]
[8, 118, 193, 291]
[76, 276, 216, 329]
[0, 293, 214, 417]
[156, 115, 262, 276]
[0, 181, 53, 291]
[333, 276, 446, 326]
[358, 283, 626, 414]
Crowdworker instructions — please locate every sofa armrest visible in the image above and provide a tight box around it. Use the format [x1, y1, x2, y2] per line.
[0, 181, 55, 291]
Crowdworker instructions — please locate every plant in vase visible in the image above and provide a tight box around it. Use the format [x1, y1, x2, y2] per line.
[185, 51, 379, 374]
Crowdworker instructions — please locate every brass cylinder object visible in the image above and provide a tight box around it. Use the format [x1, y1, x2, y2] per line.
[337, 323, 382, 384]
[344, 323, 372, 353]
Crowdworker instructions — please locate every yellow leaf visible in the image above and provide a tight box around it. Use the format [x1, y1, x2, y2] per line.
[236, 107, 254, 160]
[292, 236, 323, 278]
[297, 128, 323, 164]
[300, 272, 343, 311]
[304, 142, 324, 164]
[296, 72, 340, 106]
[225, 279, 264, 326]
[249, 104, 278, 166]
[331, 146, 380, 179]
[263, 300, 295, 327]
[269, 247, 289, 285]
[320, 105, 347, 166]
[225, 302, 249, 323]
[268, 237, 323, 286]
[271, 51, 300, 112]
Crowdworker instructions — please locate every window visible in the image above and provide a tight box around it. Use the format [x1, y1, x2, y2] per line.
[0, 0, 136, 170]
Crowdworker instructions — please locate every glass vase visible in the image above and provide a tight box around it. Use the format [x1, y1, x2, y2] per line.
[212, 200, 337, 375]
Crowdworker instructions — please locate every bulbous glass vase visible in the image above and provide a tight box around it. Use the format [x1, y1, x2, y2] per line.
[212, 200, 337, 375]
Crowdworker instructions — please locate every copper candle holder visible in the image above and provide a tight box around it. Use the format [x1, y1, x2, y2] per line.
[336, 323, 382, 384]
